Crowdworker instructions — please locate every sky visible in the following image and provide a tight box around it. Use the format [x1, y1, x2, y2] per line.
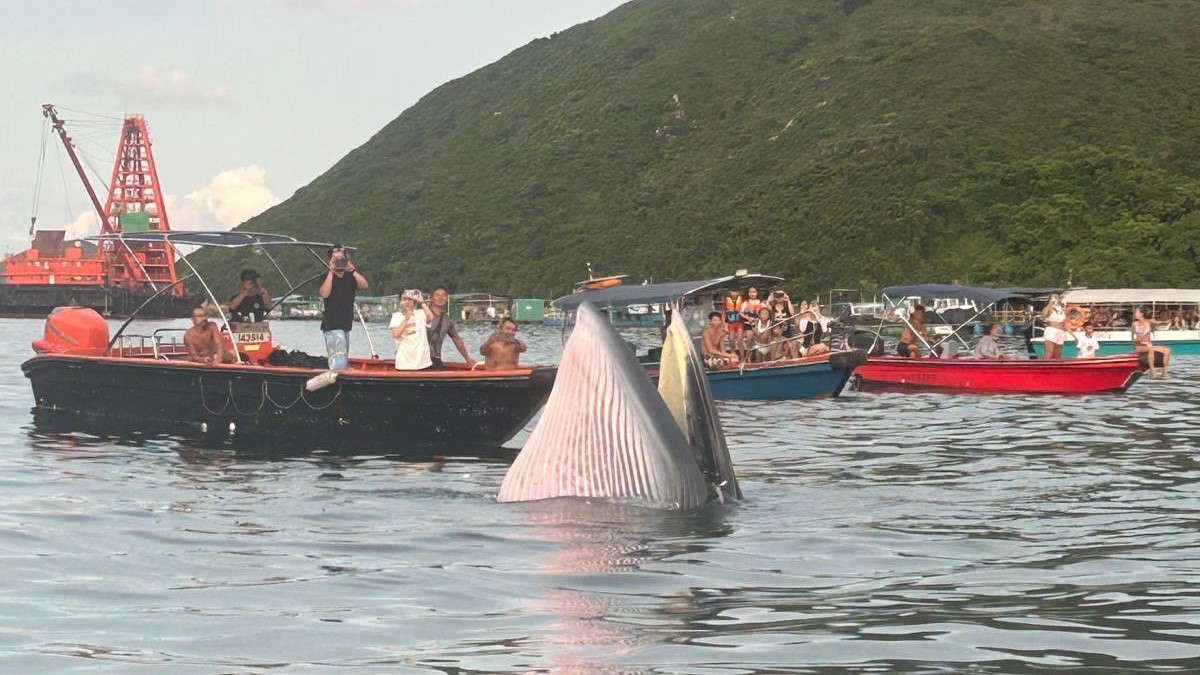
[0, 0, 628, 253]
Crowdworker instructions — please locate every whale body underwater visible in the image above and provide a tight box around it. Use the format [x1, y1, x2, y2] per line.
[498, 302, 740, 509]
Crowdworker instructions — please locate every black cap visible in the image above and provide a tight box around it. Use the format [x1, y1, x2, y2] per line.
[240, 268, 259, 281]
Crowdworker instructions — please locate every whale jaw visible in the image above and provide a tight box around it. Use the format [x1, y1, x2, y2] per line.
[498, 302, 738, 509]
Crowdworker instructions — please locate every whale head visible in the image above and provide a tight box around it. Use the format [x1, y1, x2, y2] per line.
[498, 302, 739, 509]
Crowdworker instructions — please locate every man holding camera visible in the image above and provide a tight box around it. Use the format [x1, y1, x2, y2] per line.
[318, 245, 368, 370]
[229, 268, 271, 326]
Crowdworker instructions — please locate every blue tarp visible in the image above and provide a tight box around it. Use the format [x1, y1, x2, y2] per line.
[553, 274, 784, 310]
[880, 284, 1031, 306]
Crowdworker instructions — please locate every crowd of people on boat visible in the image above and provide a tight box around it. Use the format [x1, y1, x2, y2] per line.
[700, 286, 831, 368]
[184, 245, 527, 372]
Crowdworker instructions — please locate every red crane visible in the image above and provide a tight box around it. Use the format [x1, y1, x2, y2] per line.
[26, 104, 182, 296]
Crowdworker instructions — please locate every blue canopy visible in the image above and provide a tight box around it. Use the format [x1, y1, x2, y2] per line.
[88, 230, 351, 250]
[553, 274, 784, 310]
[880, 284, 1030, 306]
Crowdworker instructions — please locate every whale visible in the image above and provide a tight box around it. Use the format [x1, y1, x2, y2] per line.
[498, 301, 739, 509]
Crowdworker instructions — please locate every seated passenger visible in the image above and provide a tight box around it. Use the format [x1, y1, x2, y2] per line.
[702, 311, 740, 368]
[229, 268, 271, 325]
[896, 304, 928, 357]
[390, 290, 432, 370]
[1132, 306, 1171, 377]
[184, 306, 236, 365]
[480, 317, 526, 371]
[972, 323, 1005, 359]
[1075, 321, 1100, 359]
[751, 307, 774, 362]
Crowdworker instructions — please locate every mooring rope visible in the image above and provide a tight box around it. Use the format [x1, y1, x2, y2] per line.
[198, 376, 230, 415]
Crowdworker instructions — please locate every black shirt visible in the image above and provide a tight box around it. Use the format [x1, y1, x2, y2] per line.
[321, 272, 358, 332]
[230, 292, 266, 323]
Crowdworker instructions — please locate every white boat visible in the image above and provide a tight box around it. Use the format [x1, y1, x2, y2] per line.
[1031, 288, 1200, 357]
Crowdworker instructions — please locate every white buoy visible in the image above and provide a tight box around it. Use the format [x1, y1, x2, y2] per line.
[200, 422, 208, 433]
[228, 422, 236, 434]
[306, 370, 339, 391]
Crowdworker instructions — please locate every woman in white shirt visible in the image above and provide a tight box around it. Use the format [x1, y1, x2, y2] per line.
[390, 290, 432, 370]
[1041, 293, 1067, 359]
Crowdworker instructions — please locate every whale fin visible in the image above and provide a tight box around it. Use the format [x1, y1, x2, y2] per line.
[498, 302, 716, 509]
[657, 309, 740, 502]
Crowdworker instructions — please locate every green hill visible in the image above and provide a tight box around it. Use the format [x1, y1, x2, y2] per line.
[195, 0, 1200, 300]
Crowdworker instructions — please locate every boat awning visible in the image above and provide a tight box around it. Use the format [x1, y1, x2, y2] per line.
[553, 274, 784, 310]
[1062, 288, 1200, 305]
[88, 230, 351, 250]
[880, 284, 1030, 306]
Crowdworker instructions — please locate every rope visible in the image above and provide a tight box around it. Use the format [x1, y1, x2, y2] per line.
[263, 380, 303, 410]
[198, 376, 230, 415]
[226, 381, 266, 416]
[30, 117, 49, 234]
[300, 381, 342, 410]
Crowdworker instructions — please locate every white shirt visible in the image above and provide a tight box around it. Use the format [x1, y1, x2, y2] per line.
[390, 309, 432, 370]
[1075, 331, 1100, 359]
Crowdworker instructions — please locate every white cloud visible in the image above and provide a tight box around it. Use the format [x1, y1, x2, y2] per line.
[67, 63, 233, 109]
[168, 165, 282, 231]
[62, 210, 102, 240]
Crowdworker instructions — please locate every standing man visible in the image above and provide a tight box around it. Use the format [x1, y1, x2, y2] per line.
[318, 244, 368, 370]
[425, 286, 476, 369]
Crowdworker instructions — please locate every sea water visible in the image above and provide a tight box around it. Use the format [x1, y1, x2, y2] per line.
[1, 318, 1197, 673]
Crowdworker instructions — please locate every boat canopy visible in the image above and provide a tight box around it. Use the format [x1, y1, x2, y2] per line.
[88, 230, 351, 250]
[553, 274, 784, 311]
[880, 284, 1029, 306]
[1061, 288, 1200, 305]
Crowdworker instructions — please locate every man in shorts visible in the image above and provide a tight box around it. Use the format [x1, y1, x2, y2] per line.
[702, 311, 740, 368]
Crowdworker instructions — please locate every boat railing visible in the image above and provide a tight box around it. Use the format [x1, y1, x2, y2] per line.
[105, 329, 188, 359]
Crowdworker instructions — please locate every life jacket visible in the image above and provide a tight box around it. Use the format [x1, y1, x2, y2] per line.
[724, 296, 743, 325]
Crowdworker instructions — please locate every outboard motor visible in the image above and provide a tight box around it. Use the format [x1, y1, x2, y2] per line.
[32, 306, 109, 356]
[850, 329, 885, 356]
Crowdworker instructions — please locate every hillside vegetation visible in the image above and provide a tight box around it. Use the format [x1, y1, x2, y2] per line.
[194, 0, 1200, 300]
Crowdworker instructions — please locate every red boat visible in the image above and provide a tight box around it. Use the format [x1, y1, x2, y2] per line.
[854, 355, 1145, 394]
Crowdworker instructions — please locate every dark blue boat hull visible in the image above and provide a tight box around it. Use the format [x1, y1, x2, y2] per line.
[648, 350, 867, 401]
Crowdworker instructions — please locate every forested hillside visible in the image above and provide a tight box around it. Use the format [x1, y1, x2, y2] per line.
[195, 0, 1200, 299]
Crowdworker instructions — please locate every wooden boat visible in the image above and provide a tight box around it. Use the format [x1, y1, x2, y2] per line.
[554, 273, 866, 400]
[21, 232, 556, 450]
[1030, 288, 1200, 357]
[854, 354, 1145, 394]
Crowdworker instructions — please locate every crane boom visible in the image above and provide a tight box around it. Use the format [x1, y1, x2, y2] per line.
[42, 103, 110, 232]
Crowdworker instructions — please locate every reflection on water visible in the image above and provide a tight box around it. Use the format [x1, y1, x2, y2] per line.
[2, 319, 1199, 673]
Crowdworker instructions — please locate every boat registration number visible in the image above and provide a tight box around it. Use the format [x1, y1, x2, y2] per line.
[237, 332, 270, 343]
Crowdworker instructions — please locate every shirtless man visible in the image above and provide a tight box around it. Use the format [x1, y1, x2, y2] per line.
[702, 311, 740, 368]
[479, 317, 526, 371]
[897, 304, 928, 358]
[184, 307, 235, 364]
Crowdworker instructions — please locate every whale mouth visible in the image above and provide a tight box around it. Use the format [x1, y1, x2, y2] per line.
[498, 302, 739, 509]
